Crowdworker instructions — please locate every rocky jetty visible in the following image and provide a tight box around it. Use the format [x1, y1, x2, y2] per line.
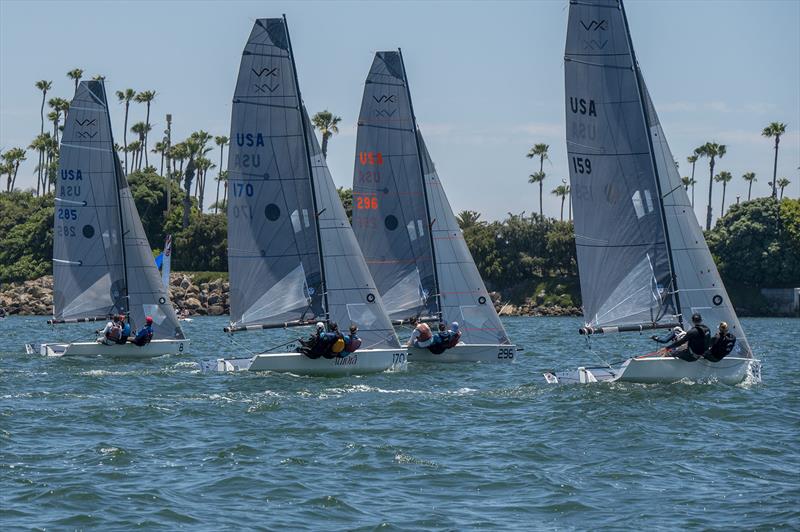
[0, 274, 230, 317]
[1, 275, 580, 318]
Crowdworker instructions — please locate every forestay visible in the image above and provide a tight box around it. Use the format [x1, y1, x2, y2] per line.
[227, 18, 400, 351]
[351, 51, 438, 321]
[54, 81, 183, 339]
[565, 0, 750, 356]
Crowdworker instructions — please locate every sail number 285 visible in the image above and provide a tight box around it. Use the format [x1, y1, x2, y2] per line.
[571, 157, 592, 175]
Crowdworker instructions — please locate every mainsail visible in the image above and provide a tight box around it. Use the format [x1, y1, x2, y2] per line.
[226, 18, 400, 350]
[54, 80, 183, 339]
[565, 0, 750, 355]
[353, 51, 510, 345]
[351, 51, 438, 321]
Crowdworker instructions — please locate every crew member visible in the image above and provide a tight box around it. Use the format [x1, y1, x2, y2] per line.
[115, 315, 132, 345]
[97, 315, 123, 345]
[132, 316, 154, 346]
[322, 322, 346, 359]
[341, 324, 362, 357]
[665, 313, 710, 362]
[704, 321, 736, 362]
[428, 323, 451, 355]
[408, 322, 433, 348]
[651, 326, 686, 344]
[298, 322, 326, 358]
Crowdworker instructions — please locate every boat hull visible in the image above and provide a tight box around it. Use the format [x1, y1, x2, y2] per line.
[203, 348, 408, 376]
[544, 356, 756, 385]
[407, 343, 517, 363]
[39, 339, 189, 359]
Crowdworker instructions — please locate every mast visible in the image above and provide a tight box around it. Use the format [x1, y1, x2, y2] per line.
[283, 14, 331, 323]
[619, 0, 683, 325]
[397, 48, 442, 319]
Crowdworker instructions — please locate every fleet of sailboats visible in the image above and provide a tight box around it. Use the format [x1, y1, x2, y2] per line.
[18, 5, 760, 384]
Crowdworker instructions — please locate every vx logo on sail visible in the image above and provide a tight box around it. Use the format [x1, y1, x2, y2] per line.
[76, 131, 98, 139]
[74, 118, 97, 127]
[372, 94, 396, 104]
[580, 19, 608, 31]
[374, 109, 397, 117]
[253, 83, 280, 93]
[582, 39, 608, 51]
[252, 67, 279, 77]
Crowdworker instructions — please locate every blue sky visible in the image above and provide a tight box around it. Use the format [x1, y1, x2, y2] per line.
[1, 0, 798, 223]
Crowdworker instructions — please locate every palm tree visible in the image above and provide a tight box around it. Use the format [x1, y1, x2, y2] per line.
[762, 122, 787, 198]
[152, 141, 167, 175]
[311, 110, 342, 159]
[126, 140, 142, 171]
[195, 156, 216, 212]
[91, 74, 105, 81]
[552, 183, 570, 221]
[456, 210, 483, 231]
[130, 122, 150, 171]
[115, 88, 137, 173]
[741, 172, 757, 201]
[687, 152, 699, 206]
[48, 97, 70, 143]
[219, 170, 229, 209]
[696, 142, 726, 230]
[681, 176, 693, 191]
[34, 80, 52, 196]
[134, 90, 156, 165]
[2, 147, 26, 192]
[777, 177, 791, 200]
[526, 143, 549, 217]
[66, 68, 83, 91]
[181, 138, 202, 228]
[214, 135, 229, 214]
[714, 171, 733, 217]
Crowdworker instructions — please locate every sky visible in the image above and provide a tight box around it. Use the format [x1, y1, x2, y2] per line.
[1, 0, 798, 224]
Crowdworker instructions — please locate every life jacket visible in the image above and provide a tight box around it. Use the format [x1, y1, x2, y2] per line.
[331, 335, 346, 354]
[344, 334, 361, 353]
[706, 333, 736, 362]
[415, 323, 432, 342]
[107, 324, 123, 341]
[688, 324, 711, 356]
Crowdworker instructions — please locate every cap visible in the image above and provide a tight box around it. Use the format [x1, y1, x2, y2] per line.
[719, 321, 728, 331]
[451, 321, 459, 332]
[145, 316, 154, 324]
[316, 321, 325, 331]
[691, 313, 702, 323]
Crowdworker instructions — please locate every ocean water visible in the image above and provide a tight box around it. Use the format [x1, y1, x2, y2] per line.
[1, 315, 797, 530]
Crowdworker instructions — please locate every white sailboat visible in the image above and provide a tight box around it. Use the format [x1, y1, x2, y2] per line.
[544, 0, 757, 385]
[204, 17, 406, 376]
[35, 80, 188, 358]
[352, 50, 517, 364]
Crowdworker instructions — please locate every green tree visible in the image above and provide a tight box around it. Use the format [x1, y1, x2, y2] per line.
[115, 88, 137, 173]
[134, 90, 156, 166]
[311, 110, 341, 159]
[0, 191, 54, 282]
[214, 135, 229, 214]
[714, 171, 733, 216]
[130, 122, 151, 171]
[777, 177, 791, 200]
[696, 142, 726, 230]
[128, 168, 182, 246]
[164, 209, 228, 272]
[66, 68, 83, 91]
[526, 143, 549, 217]
[34, 80, 52, 196]
[456, 210, 483, 231]
[687, 153, 699, 206]
[762, 122, 787, 198]
[337, 186, 352, 222]
[741, 171, 757, 201]
[551, 183, 570, 221]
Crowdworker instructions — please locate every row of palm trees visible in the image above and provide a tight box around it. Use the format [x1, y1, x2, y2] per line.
[526, 121, 792, 227]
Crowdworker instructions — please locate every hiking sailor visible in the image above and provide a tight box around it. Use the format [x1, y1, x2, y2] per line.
[427, 322, 462, 354]
[704, 321, 737, 362]
[651, 325, 686, 345]
[340, 324, 362, 357]
[408, 322, 434, 348]
[321, 322, 346, 359]
[116, 315, 132, 345]
[664, 313, 711, 362]
[132, 316, 155, 346]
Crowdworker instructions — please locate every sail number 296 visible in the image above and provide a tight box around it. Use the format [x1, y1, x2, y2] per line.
[571, 157, 592, 174]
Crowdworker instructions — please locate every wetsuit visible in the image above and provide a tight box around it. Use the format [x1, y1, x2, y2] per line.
[667, 324, 710, 362]
[705, 332, 736, 362]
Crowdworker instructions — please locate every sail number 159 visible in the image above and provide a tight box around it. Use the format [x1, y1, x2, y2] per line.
[572, 157, 592, 174]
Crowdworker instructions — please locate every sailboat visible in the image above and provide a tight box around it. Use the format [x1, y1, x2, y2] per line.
[36, 80, 188, 358]
[205, 17, 406, 375]
[544, 0, 757, 384]
[351, 51, 516, 363]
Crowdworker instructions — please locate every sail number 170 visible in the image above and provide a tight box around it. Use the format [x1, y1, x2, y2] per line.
[572, 157, 592, 174]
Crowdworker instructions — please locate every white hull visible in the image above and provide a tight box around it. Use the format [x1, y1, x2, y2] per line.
[544, 356, 757, 386]
[203, 348, 408, 376]
[407, 343, 517, 363]
[38, 339, 189, 359]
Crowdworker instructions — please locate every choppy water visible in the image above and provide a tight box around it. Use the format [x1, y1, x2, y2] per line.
[1, 316, 798, 530]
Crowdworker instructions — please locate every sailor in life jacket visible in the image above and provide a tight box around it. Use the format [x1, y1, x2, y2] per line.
[665, 313, 711, 362]
[703, 321, 737, 362]
[427, 321, 463, 354]
[298, 322, 327, 359]
[340, 324, 362, 357]
[651, 325, 686, 345]
[408, 322, 433, 348]
[97, 315, 124, 345]
[132, 316, 155, 346]
[320, 322, 346, 359]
